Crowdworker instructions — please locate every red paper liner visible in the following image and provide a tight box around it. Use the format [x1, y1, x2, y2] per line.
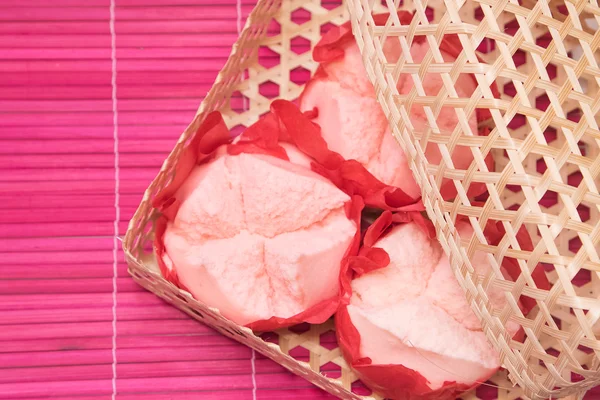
[309, 11, 501, 201]
[263, 100, 424, 212]
[271, 101, 423, 211]
[153, 111, 233, 221]
[152, 100, 416, 331]
[336, 210, 550, 399]
[154, 216, 188, 291]
[152, 111, 232, 296]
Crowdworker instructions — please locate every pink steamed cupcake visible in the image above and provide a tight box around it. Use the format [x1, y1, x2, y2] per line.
[336, 210, 550, 400]
[301, 12, 497, 200]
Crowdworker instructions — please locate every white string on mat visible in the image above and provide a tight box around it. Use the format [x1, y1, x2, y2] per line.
[109, 0, 120, 398]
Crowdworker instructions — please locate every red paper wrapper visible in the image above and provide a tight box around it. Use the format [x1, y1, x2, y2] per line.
[265, 101, 424, 212]
[308, 11, 501, 201]
[152, 100, 418, 331]
[152, 111, 231, 292]
[336, 211, 550, 399]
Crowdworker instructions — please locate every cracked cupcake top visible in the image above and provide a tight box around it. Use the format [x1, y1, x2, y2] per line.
[347, 220, 519, 389]
[162, 146, 356, 326]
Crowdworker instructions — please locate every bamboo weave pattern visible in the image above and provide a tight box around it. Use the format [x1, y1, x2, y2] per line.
[347, 0, 600, 398]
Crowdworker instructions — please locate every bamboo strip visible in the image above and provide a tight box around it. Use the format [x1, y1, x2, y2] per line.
[111, 391, 332, 400]
[0, 6, 254, 21]
[0, 20, 267, 35]
[0, 126, 188, 140]
[118, 0, 261, 4]
[0, 359, 287, 384]
[0, 376, 265, 400]
[0, 293, 165, 311]
[0, 346, 251, 368]
[0, 278, 143, 294]
[0, 0, 266, 5]
[2, 393, 252, 400]
[0, 99, 195, 112]
[0, 251, 113, 265]
[0, 34, 240, 48]
[1, 264, 117, 279]
[0, 59, 235, 72]
[0, 193, 140, 209]
[0, 100, 111, 112]
[0, 109, 264, 126]
[0, 222, 114, 238]
[0, 84, 209, 99]
[0, 140, 116, 153]
[6, 393, 331, 400]
[0, 0, 109, 5]
[0, 85, 210, 100]
[0, 319, 213, 340]
[0, 262, 139, 279]
[0, 349, 112, 369]
[0, 154, 165, 169]
[0, 305, 187, 325]
[0, 334, 228, 353]
[0, 380, 112, 399]
[1, 72, 218, 86]
[0, 237, 114, 253]
[0, 47, 235, 60]
[0, 337, 113, 354]
[0, 208, 117, 224]
[0, 0, 256, 5]
[0, 181, 147, 194]
[0, 168, 157, 182]
[0, 113, 193, 127]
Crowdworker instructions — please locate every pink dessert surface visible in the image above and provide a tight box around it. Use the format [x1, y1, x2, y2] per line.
[301, 36, 480, 199]
[161, 145, 357, 326]
[346, 221, 519, 390]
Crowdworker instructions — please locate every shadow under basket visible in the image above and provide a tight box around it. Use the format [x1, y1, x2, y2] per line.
[123, 0, 600, 399]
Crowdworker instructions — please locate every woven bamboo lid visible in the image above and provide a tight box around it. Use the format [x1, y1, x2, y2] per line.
[345, 0, 600, 398]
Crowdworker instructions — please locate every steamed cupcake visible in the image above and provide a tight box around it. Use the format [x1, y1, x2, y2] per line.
[301, 12, 496, 200]
[336, 211, 550, 399]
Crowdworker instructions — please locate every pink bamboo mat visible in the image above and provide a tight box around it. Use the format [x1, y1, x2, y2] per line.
[2, 1, 599, 399]
[0, 1, 332, 398]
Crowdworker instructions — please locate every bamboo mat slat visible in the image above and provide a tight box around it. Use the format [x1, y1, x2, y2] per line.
[0, 1, 334, 398]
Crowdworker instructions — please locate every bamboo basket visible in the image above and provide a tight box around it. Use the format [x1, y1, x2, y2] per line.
[122, 0, 600, 399]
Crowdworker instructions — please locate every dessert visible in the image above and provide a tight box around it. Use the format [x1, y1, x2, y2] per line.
[300, 12, 496, 200]
[153, 101, 364, 331]
[336, 211, 550, 399]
